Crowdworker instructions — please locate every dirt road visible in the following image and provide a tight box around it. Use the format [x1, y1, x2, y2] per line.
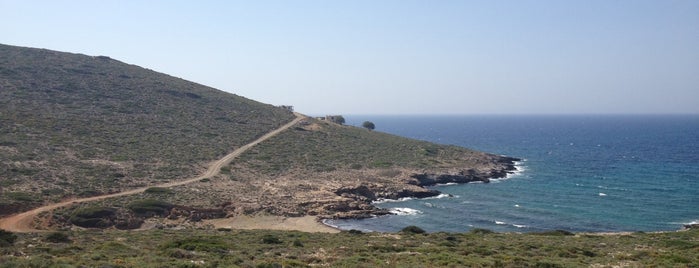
[0, 113, 305, 232]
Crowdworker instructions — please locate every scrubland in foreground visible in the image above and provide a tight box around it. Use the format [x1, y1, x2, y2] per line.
[1, 227, 697, 267]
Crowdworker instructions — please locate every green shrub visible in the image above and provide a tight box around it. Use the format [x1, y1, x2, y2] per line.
[469, 228, 494, 234]
[347, 229, 364, 235]
[0, 229, 17, 247]
[145, 187, 173, 194]
[127, 199, 174, 215]
[401, 225, 426, 234]
[530, 230, 574, 236]
[70, 207, 116, 228]
[262, 234, 283, 244]
[220, 166, 231, 174]
[292, 239, 304, 247]
[45, 232, 71, 243]
[161, 237, 228, 253]
[6, 192, 35, 202]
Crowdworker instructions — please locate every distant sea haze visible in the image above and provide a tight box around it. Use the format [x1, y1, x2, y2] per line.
[327, 115, 699, 233]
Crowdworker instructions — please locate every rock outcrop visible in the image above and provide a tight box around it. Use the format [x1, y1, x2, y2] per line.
[323, 156, 521, 219]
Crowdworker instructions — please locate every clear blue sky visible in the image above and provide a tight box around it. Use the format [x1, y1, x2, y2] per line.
[2, 0, 698, 115]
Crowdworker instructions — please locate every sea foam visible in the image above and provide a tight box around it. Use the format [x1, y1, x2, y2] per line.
[390, 207, 422, 216]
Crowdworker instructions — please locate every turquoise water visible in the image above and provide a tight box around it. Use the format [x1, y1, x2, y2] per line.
[326, 115, 699, 233]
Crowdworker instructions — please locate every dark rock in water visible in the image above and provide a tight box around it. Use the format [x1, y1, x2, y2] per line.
[498, 156, 521, 173]
[410, 170, 490, 186]
[410, 156, 520, 186]
[683, 224, 699, 230]
[324, 154, 520, 219]
[387, 188, 441, 199]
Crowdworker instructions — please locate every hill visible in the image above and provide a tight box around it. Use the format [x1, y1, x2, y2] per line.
[0, 44, 517, 230]
[0, 44, 295, 215]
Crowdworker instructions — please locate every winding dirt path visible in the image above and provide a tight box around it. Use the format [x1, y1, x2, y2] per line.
[0, 113, 305, 232]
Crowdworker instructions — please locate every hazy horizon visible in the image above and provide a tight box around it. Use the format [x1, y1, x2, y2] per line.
[2, 0, 697, 115]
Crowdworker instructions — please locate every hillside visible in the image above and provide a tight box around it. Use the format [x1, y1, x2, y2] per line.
[0, 44, 295, 215]
[0, 44, 517, 230]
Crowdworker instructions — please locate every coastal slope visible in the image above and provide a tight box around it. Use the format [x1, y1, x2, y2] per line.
[0, 44, 295, 215]
[0, 44, 517, 230]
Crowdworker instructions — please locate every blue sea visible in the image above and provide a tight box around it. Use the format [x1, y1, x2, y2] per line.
[326, 115, 699, 233]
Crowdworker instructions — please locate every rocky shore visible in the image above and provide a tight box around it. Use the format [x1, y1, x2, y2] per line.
[324, 155, 521, 220]
[35, 155, 521, 231]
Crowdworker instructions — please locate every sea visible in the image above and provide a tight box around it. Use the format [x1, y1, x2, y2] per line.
[324, 115, 699, 233]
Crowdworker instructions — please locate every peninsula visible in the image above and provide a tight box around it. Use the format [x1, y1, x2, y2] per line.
[0, 44, 517, 231]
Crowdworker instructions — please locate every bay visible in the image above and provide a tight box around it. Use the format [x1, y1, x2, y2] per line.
[326, 115, 699, 233]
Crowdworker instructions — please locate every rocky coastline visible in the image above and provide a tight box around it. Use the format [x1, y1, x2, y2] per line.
[36, 156, 521, 230]
[325, 155, 521, 220]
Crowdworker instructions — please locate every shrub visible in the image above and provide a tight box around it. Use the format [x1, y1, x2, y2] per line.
[45, 232, 71, 243]
[530, 230, 574, 236]
[161, 237, 228, 253]
[6, 192, 34, 202]
[262, 234, 283, 244]
[347, 229, 364, 235]
[145, 187, 173, 194]
[127, 199, 174, 216]
[70, 207, 116, 228]
[0, 229, 17, 247]
[292, 239, 304, 247]
[401, 225, 426, 234]
[469, 228, 494, 234]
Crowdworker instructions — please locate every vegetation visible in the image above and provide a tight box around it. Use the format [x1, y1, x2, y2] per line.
[144, 187, 174, 195]
[362, 121, 375, 130]
[235, 118, 492, 175]
[69, 207, 117, 228]
[0, 44, 295, 215]
[44, 232, 71, 243]
[127, 199, 174, 216]
[0, 230, 16, 247]
[0, 228, 696, 267]
[328, 115, 345, 125]
[401, 225, 426, 234]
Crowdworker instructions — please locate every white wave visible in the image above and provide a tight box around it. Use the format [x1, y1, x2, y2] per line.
[321, 219, 374, 232]
[504, 160, 527, 180]
[434, 182, 458, 186]
[424, 193, 452, 200]
[321, 219, 340, 229]
[669, 220, 699, 226]
[514, 204, 521, 208]
[372, 197, 415, 204]
[494, 220, 528, 228]
[598, 192, 607, 196]
[390, 207, 422, 216]
[373, 193, 451, 204]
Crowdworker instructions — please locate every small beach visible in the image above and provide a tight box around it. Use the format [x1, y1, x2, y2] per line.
[206, 215, 340, 233]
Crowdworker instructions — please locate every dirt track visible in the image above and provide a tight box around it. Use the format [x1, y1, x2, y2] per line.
[0, 113, 305, 232]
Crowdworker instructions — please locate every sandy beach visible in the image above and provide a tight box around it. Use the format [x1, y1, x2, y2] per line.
[205, 215, 340, 233]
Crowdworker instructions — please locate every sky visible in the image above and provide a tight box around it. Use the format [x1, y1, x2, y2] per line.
[2, 0, 698, 115]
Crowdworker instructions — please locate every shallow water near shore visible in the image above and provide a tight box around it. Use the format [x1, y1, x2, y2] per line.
[326, 115, 699, 233]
